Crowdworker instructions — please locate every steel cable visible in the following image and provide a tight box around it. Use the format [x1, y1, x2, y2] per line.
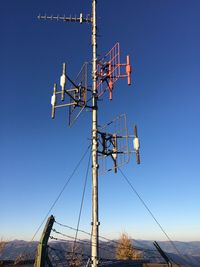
[30, 145, 91, 242]
[118, 168, 191, 266]
[19, 144, 91, 261]
[71, 150, 91, 260]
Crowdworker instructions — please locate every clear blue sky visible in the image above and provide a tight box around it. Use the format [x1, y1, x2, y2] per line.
[1, 0, 200, 243]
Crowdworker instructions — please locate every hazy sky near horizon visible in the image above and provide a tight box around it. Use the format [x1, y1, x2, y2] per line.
[1, 0, 200, 243]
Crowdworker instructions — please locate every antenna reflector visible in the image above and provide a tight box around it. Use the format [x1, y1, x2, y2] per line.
[68, 62, 88, 126]
[98, 114, 130, 174]
[97, 43, 132, 99]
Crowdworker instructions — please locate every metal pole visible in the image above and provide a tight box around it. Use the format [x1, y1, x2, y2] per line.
[91, 1, 99, 267]
[34, 215, 55, 267]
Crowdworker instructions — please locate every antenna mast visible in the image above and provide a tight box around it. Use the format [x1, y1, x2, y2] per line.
[91, 1, 99, 267]
[38, 1, 140, 267]
[39, 1, 99, 266]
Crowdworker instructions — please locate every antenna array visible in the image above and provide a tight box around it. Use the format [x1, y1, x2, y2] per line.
[98, 114, 140, 174]
[97, 42, 131, 100]
[38, 2, 140, 267]
[51, 62, 89, 126]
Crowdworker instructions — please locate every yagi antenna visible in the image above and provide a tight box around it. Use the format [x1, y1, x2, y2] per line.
[38, 13, 92, 23]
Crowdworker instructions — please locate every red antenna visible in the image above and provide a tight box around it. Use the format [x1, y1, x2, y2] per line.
[97, 42, 131, 100]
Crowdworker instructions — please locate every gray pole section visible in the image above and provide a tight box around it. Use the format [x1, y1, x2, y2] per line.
[91, 1, 99, 267]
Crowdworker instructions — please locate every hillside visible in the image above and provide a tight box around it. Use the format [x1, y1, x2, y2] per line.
[0, 240, 200, 267]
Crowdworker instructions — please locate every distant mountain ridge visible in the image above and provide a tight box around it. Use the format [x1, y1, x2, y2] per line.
[132, 240, 200, 267]
[133, 239, 200, 256]
[1, 239, 200, 267]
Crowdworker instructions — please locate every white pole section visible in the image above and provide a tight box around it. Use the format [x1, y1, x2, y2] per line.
[91, 1, 99, 267]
